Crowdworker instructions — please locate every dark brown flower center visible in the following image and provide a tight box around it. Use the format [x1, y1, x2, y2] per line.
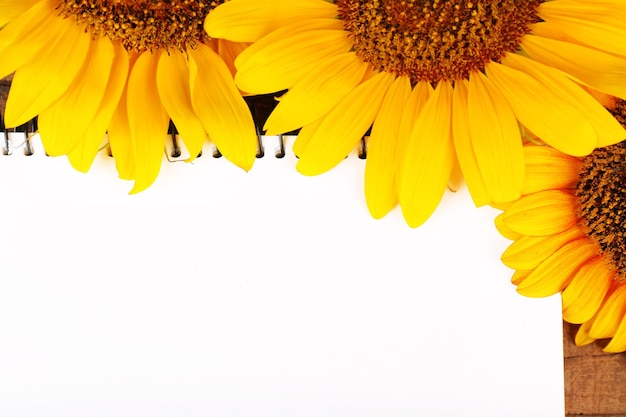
[576, 101, 626, 277]
[56, 0, 223, 53]
[336, 0, 541, 83]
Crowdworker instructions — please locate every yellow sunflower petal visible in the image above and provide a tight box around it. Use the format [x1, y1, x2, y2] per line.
[447, 155, 464, 193]
[521, 144, 582, 195]
[205, 0, 338, 42]
[38, 36, 115, 156]
[562, 257, 613, 324]
[486, 60, 597, 157]
[490, 201, 513, 211]
[0, 0, 40, 28]
[511, 270, 531, 286]
[467, 70, 524, 203]
[588, 286, 626, 340]
[68, 42, 130, 172]
[604, 317, 626, 353]
[575, 321, 597, 346]
[530, 20, 607, 50]
[0, 0, 57, 77]
[217, 39, 248, 78]
[501, 225, 586, 271]
[108, 88, 133, 180]
[234, 20, 351, 94]
[157, 49, 207, 162]
[501, 53, 626, 149]
[502, 190, 578, 236]
[399, 80, 455, 228]
[292, 117, 323, 159]
[452, 79, 490, 207]
[364, 75, 411, 219]
[538, 0, 626, 57]
[126, 51, 170, 194]
[264, 53, 368, 135]
[494, 212, 523, 241]
[516, 238, 596, 297]
[188, 43, 257, 171]
[296, 71, 395, 176]
[4, 15, 91, 127]
[521, 34, 626, 100]
[395, 81, 432, 186]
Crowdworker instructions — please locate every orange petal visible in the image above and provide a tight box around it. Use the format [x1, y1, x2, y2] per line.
[588, 285, 626, 340]
[516, 238, 596, 297]
[562, 257, 613, 324]
[205, 0, 338, 42]
[521, 144, 582, 195]
[502, 190, 578, 236]
[574, 321, 597, 346]
[604, 316, 626, 353]
[494, 212, 523, 241]
[501, 225, 586, 271]
[217, 39, 249, 78]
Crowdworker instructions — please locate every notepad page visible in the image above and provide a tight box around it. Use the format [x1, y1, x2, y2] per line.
[0, 133, 564, 417]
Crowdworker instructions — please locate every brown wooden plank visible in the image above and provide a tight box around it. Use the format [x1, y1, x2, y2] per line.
[563, 322, 614, 359]
[564, 322, 626, 415]
[567, 415, 626, 417]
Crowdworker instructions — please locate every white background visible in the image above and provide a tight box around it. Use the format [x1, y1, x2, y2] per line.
[0, 134, 564, 416]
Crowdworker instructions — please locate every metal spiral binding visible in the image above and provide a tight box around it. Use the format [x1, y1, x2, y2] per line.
[0, 94, 369, 160]
[1, 113, 37, 156]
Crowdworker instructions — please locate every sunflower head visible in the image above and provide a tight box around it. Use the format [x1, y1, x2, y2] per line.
[0, 0, 258, 193]
[337, 0, 541, 83]
[56, 0, 225, 53]
[497, 99, 626, 352]
[576, 125, 626, 280]
[204, 0, 626, 228]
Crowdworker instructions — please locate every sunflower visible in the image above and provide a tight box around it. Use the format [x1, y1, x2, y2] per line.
[205, 0, 626, 227]
[0, 0, 258, 193]
[494, 100, 626, 353]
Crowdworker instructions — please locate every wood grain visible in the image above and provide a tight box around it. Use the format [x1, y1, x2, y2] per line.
[564, 322, 626, 416]
[2, 74, 626, 416]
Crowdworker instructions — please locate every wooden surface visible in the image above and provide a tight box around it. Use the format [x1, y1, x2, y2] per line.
[563, 322, 626, 416]
[2, 76, 626, 416]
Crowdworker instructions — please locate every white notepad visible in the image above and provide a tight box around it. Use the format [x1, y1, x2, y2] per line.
[0, 133, 564, 416]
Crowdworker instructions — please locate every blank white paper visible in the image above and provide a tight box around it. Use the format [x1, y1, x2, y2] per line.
[0, 134, 564, 417]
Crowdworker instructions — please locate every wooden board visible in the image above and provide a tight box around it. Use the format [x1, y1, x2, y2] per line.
[563, 322, 626, 416]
